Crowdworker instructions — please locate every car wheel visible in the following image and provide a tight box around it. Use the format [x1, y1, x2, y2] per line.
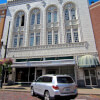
[44, 91, 51, 100]
[31, 87, 35, 96]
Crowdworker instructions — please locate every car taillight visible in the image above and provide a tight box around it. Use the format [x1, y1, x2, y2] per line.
[52, 86, 59, 90]
[75, 85, 77, 88]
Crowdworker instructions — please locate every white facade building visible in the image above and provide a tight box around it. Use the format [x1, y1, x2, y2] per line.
[1, 0, 100, 87]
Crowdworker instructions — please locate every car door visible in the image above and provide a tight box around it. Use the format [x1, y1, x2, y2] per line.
[34, 77, 43, 94]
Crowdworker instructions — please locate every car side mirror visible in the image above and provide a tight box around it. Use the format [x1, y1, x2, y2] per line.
[33, 80, 37, 82]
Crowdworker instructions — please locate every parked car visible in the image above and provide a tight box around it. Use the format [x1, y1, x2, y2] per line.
[31, 74, 78, 100]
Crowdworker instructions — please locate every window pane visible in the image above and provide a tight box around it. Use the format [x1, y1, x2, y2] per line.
[36, 33, 40, 45]
[71, 8, 76, 19]
[43, 77, 52, 82]
[54, 31, 58, 44]
[29, 33, 34, 46]
[67, 33, 72, 43]
[19, 35, 23, 46]
[16, 15, 20, 27]
[57, 77, 74, 83]
[31, 14, 35, 25]
[13, 35, 18, 47]
[48, 12, 51, 23]
[21, 15, 24, 26]
[73, 29, 79, 42]
[65, 9, 69, 20]
[37, 13, 40, 24]
[54, 11, 57, 22]
[48, 32, 52, 44]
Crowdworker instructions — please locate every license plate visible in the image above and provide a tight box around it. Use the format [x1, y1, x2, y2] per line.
[66, 88, 70, 92]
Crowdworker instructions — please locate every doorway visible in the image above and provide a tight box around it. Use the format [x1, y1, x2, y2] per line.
[36, 70, 42, 79]
[84, 69, 98, 86]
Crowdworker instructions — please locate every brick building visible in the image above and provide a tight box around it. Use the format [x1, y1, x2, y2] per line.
[89, 1, 100, 61]
[0, 4, 7, 49]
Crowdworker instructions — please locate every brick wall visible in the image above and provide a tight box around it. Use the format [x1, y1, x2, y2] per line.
[0, 9, 6, 48]
[90, 1, 100, 61]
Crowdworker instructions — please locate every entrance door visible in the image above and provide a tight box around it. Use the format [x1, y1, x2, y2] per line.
[84, 69, 97, 86]
[36, 70, 42, 79]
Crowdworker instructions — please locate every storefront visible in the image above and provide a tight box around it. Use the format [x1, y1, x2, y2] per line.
[11, 59, 76, 83]
[78, 55, 100, 87]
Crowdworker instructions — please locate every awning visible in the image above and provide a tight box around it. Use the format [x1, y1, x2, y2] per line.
[78, 55, 99, 68]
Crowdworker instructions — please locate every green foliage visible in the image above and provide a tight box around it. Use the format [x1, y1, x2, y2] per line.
[0, 67, 2, 75]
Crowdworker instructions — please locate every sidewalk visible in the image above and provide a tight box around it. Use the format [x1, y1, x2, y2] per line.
[0, 85, 100, 95]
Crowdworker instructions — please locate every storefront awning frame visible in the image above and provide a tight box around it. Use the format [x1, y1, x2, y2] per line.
[11, 59, 76, 68]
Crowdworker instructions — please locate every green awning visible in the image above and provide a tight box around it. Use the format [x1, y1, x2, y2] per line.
[78, 55, 99, 68]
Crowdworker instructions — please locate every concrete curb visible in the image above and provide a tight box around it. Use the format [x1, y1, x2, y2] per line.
[0, 89, 30, 93]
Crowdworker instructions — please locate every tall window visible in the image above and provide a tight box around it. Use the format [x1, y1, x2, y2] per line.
[48, 31, 52, 44]
[54, 31, 58, 44]
[66, 29, 72, 43]
[47, 6, 57, 23]
[31, 14, 35, 25]
[16, 15, 20, 27]
[29, 33, 34, 46]
[64, 3, 76, 21]
[65, 9, 69, 20]
[54, 11, 57, 22]
[21, 15, 24, 26]
[13, 35, 18, 47]
[36, 33, 40, 45]
[73, 28, 79, 42]
[48, 12, 51, 23]
[15, 11, 25, 27]
[19, 34, 23, 47]
[13, 34, 24, 47]
[71, 8, 76, 19]
[37, 13, 40, 24]
[29, 33, 40, 46]
[30, 8, 40, 25]
[66, 28, 79, 43]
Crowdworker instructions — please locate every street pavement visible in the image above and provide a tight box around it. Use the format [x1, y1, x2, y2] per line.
[0, 85, 100, 100]
[0, 91, 100, 100]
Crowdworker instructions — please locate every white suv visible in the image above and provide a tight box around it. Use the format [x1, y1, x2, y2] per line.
[31, 74, 78, 100]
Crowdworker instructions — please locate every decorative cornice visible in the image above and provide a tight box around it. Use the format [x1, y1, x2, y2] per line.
[7, 0, 42, 6]
[7, 42, 88, 52]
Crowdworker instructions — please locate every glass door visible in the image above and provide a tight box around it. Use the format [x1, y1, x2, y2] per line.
[84, 69, 97, 86]
[36, 70, 42, 79]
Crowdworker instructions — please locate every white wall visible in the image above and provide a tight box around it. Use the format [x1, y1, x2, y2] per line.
[1, 0, 97, 58]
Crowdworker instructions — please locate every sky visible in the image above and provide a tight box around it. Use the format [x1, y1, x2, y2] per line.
[0, 0, 99, 5]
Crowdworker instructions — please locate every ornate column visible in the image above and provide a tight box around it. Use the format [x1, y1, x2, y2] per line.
[25, 7, 30, 47]
[42, 2, 47, 45]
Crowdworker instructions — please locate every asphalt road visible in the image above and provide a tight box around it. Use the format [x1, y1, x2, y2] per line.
[0, 91, 100, 100]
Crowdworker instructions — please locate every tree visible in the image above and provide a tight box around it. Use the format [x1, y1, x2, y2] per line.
[0, 58, 13, 82]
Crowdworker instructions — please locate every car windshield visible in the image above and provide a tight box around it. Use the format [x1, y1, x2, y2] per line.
[57, 76, 74, 83]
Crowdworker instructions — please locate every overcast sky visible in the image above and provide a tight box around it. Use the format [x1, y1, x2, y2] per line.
[0, 0, 99, 5]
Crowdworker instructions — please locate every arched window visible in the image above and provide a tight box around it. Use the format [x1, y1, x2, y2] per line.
[64, 3, 76, 21]
[30, 8, 40, 25]
[13, 11, 25, 47]
[15, 11, 25, 27]
[47, 6, 57, 23]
